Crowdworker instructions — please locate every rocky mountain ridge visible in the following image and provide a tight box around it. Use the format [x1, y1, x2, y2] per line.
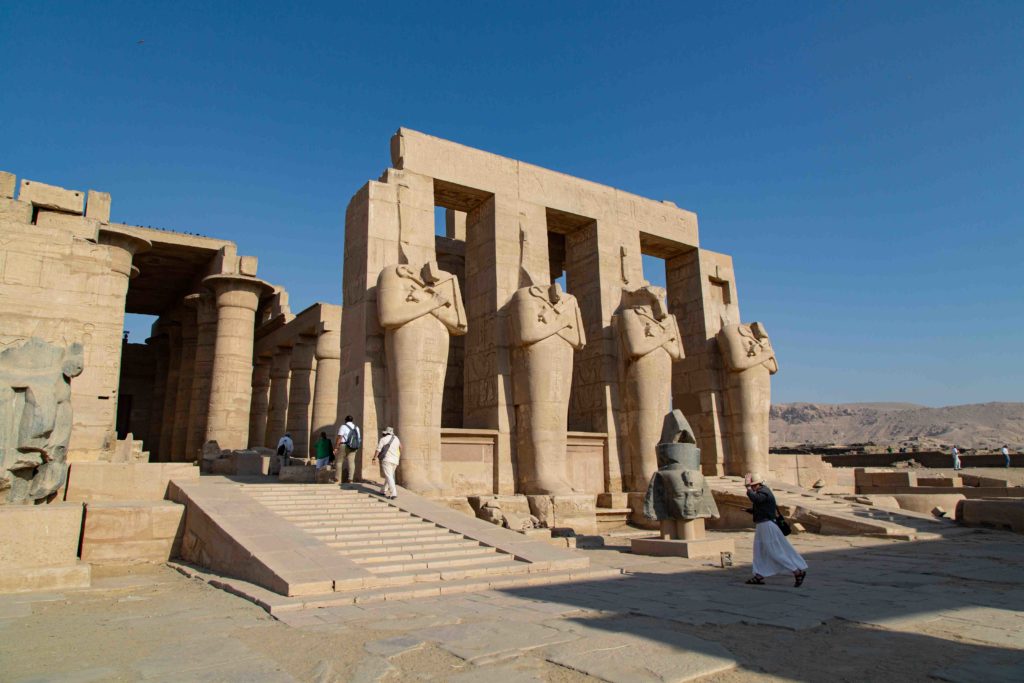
[770, 401, 1023, 450]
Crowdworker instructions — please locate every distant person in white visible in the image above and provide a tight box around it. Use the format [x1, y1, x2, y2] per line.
[1003, 445, 1011, 468]
[276, 433, 294, 459]
[951, 445, 961, 471]
[372, 427, 402, 500]
[335, 416, 361, 483]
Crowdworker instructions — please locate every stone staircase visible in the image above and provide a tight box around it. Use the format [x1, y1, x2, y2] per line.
[169, 478, 618, 614]
[246, 486, 538, 585]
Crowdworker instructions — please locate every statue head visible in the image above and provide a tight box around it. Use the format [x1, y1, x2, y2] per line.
[62, 343, 85, 379]
[624, 285, 669, 320]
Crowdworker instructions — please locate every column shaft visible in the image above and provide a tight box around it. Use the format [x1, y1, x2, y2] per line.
[286, 339, 317, 458]
[158, 323, 182, 461]
[203, 275, 270, 450]
[248, 358, 271, 447]
[265, 349, 291, 447]
[311, 327, 341, 439]
[170, 308, 197, 460]
[185, 293, 218, 458]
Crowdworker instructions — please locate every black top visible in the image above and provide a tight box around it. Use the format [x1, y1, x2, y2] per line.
[746, 485, 778, 523]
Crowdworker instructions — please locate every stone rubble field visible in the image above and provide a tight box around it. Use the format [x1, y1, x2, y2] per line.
[3, 526, 1023, 682]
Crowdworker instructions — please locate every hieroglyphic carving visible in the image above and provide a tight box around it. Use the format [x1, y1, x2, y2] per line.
[378, 261, 467, 494]
[0, 338, 84, 504]
[717, 322, 778, 476]
[617, 285, 684, 491]
[510, 283, 585, 494]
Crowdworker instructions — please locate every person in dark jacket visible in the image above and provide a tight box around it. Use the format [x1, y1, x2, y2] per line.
[745, 472, 807, 587]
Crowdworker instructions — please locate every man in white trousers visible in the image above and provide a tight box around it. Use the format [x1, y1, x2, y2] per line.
[372, 427, 402, 500]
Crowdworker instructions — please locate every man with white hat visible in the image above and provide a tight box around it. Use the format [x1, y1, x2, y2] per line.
[372, 427, 402, 500]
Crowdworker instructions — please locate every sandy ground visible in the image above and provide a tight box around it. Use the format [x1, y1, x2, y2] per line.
[3, 525, 1024, 682]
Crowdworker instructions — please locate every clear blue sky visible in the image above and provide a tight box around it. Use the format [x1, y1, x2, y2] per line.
[3, 2, 1022, 406]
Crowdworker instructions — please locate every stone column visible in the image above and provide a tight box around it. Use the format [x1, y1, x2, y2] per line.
[202, 274, 272, 450]
[264, 347, 291, 447]
[157, 321, 182, 461]
[286, 337, 317, 458]
[185, 292, 217, 459]
[311, 323, 341, 438]
[89, 227, 150, 458]
[248, 357, 271, 448]
[169, 306, 197, 461]
[144, 330, 169, 459]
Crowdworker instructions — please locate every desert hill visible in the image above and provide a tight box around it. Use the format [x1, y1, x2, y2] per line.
[770, 402, 1024, 450]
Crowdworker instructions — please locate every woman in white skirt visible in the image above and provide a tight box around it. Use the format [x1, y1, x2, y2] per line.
[744, 472, 807, 587]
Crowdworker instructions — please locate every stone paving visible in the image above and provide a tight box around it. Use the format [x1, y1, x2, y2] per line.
[3, 526, 1024, 682]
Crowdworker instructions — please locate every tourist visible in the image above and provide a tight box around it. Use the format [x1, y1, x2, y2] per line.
[372, 427, 401, 500]
[336, 415, 362, 484]
[744, 472, 807, 587]
[313, 431, 333, 470]
[951, 445, 961, 471]
[276, 432, 294, 460]
[1003, 445, 1011, 468]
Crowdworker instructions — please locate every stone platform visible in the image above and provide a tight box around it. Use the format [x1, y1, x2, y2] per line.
[631, 535, 736, 559]
[0, 503, 91, 593]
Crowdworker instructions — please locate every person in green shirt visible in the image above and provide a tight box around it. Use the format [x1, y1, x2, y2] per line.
[314, 432, 334, 470]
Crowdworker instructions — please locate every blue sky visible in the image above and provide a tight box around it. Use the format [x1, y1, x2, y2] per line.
[3, 2, 1022, 405]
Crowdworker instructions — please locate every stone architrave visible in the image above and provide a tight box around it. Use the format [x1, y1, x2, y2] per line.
[0, 338, 85, 504]
[377, 261, 467, 495]
[717, 322, 778, 476]
[202, 274, 272, 451]
[617, 285, 684, 492]
[509, 283, 586, 495]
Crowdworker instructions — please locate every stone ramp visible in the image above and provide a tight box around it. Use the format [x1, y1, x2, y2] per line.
[711, 476, 959, 540]
[169, 478, 616, 612]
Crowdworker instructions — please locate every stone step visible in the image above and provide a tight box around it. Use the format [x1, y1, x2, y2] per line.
[303, 521, 437, 534]
[347, 545, 494, 565]
[311, 527, 457, 543]
[326, 534, 469, 550]
[273, 511, 411, 521]
[339, 539, 484, 555]
[284, 567, 622, 608]
[363, 558, 530, 584]
[259, 502, 392, 511]
[359, 551, 511, 574]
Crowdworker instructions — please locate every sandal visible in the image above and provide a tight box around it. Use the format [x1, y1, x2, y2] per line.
[794, 570, 807, 587]
[745, 575, 765, 585]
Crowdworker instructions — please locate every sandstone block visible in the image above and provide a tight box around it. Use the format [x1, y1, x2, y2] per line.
[0, 171, 14, 198]
[957, 499, 1024, 533]
[893, 493, 966, 515]
[239, 255, 258, 276]
[80, 501, 185, 564]
[0, 503, 84, 569]
[35, 210, 100, 241]
[0, 563, 91, 593]
[64, 462, 199, 502]
[19, 179, 84, 214]
[85, 190, 111, 222]
[631, 535, 736, 559]
[596, 492, 629, 508]
[279, 465, 316, 483]
[0, 197, 32, 223]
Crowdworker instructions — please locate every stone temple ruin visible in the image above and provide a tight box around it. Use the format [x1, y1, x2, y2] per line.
[0, 129, 788, 596]
[339, 129, 778, 523]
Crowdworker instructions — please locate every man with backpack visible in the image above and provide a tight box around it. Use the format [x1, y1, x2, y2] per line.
[335, 416, 361, 483]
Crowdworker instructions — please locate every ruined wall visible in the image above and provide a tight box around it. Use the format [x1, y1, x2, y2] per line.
[0, 174, 134, 461]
